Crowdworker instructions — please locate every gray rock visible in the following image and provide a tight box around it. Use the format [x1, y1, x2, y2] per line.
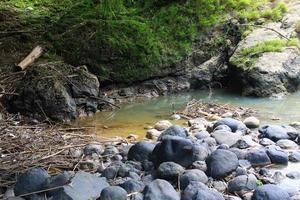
[246, 149, 271, 167]
[243, 117, 260, 128]
[84, 144, 103, 155]
[154, 120, 172, 131]
[128, 141, 155, 162]
[180, 169, 208, 189]
[181, 181, 209, 200]
[234, 135, 256, 149]
[259, 125, 292, 142]
[272, 171, 285, 183]
[211, 130, 242, 147]
[260, 138, 275, 146]
[193, 189, 225, 200]
[157, 162, 184, 180]
[206, 149, 239, 179]
[252, 184, 290, 200]
[101, 165, 120, 180]
[195, 131, 210, 139]
[143, 179, 180, 200]
[236, 167, 247, 176]
[213, 118, 247, 133]
[100, 186, 127, 200]
[213, 124, 232, 132]
[213, 181, 227, 193]
[227, 174, 257, 193]
[158, 125, 188, 140]
[14, 168, 50, 196]
[266, 148, 288, 164]
[276, 139, 298, 149]
[151, 136, 200, 168]
[286, 171, 300, 179]
[44, 172, 71, 196]
[102, 145, 119, 156]
[190, 160, 207, 171]
[289, 151, 300, 162]
[53, 171, 109, 199]
[119, 179, 144, 193]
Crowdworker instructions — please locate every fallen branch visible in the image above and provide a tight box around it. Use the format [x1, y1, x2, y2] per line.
[17, 46, 44, 71]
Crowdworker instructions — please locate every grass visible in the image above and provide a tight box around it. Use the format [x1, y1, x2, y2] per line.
[1, 0, 289, 84]
[231, 38, 300, 70]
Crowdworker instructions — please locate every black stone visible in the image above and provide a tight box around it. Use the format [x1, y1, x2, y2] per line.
[128, 141, 155, 162]
[143, 179, 180, 200]
[100, 186, 127, 200]
[252, 184, 290, 200]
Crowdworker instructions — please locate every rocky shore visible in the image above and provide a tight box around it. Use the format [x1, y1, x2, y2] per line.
[2, 114, 300, 200]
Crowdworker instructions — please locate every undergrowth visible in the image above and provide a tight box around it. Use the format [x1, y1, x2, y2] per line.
[1, 0, 288, 84]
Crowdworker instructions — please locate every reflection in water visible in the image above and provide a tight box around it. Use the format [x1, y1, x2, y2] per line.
[73, 89, 300, 138]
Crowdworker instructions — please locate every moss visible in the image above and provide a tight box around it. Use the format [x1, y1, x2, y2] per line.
[296, 20, 300, 33]
[231, 38, 300, 70]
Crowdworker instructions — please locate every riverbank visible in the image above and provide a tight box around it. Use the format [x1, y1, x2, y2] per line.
[1, 102, 300, 200]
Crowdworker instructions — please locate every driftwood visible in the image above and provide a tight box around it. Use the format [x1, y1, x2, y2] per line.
[17, 46, 44, 71]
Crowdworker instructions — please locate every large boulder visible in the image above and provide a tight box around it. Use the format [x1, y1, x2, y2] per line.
[52, 171, 109, 199]
[229, 20, 300, 97]
[150, 136, 201, 168]
[158, 125, 188, 140]
[143, 179, 180, 200]
[7, 63, 101, 121]
[259, 125, 292, 142]
[252, 184, 290, 200]
[128, 141, 155, 162]
[206, 149, 239, 179]
[213, 118, 247, 133]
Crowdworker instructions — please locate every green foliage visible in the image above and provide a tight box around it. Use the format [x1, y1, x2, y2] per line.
[256, 180, 263, 186]
[2, 0, 288, 83]
[231, 38, 300, 70]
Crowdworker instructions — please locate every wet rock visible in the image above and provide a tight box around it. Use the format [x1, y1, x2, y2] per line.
[157, 162, 184, 180]
[286, 171, 300, 179]
[146, 129, 161, 139]
[100, 186, 127, 200]
[53, 171, 109, 199]
[84, 144, 103, 155]
[158, 125, 188, 140]
[213, 118, 247, 133]
[259, 125, 292, 142]
[119, 179, 145, 193]
[181, 181, 208, 200]
[252, 184, 290, 200]
[227, 174, 257, 193]
[154, 120, 172, 131]
[151, 136, 198, 168]
[14, 168, 50, 196]
[190, 160, 207, 171]
[276, 139, 298, 149]
[143, 179, 180, 200]
[289, 151, 300, 162]
[128, 141, 155, 162]
[170, 114, 181, 120]
[180, 169, 208, 189]
[206, 149, 239, 179]
[243, 116, 260, 128]
[211, 130, 242, 147]
[259, 138, 275, 146]
[266, 148, 288, 164]
[246, 149, 271, 167]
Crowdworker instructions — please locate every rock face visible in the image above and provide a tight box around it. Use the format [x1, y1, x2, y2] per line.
[229, 13, 300, 97]
[252, 184, 290, 200]
[206, 149, 239, 179]
[7, 63, 102, 121]
[143, 179, 180, 200]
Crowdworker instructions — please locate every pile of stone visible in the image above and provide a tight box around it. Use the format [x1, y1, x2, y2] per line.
[3, 116, 300, 200]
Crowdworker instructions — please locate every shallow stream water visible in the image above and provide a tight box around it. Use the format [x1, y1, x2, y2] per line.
[74, 89, 300, 138]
